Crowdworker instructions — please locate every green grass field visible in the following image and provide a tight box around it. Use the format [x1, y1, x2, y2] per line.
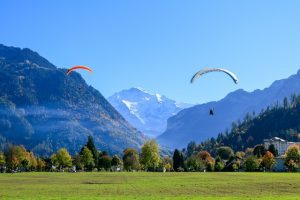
[0, 172, 299, 200]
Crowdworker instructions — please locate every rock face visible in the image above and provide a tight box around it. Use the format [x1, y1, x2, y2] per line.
[108, 88, 192, 138]
[0, 44, 146, 156]
[157, 69, 300, 149]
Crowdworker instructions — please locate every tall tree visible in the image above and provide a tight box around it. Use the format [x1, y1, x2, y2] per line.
[86, 135, 99, 166]
[51, 148, 72, 170]
[215, 156, 225, 172]
[111, 155, 122, 168]
[253, 145, 266, 158]
[261, 151, 276, 171]
[73, 154, 83, 171]
[123, 148, 140, 171]
[80, 147, 95, 171]
[187, 141, 197, 157]
[140, 140, 160, 171]
[284, 145, 300, 172]
[36, 158, 46, 172]
[98, 153, 112, 171]
[26, 152, 37, 171]
[5, 145, 27, 171]
[173, 149, 184, 171]
[283, 97, 289, 109]
[161, 156, 173, 172]
[0, 152, 5, 173]
[198, 151, 215, 171]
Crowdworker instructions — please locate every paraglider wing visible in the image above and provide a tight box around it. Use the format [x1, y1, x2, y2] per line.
[190, 68, 238, 84]
[66, 66, 93, 75]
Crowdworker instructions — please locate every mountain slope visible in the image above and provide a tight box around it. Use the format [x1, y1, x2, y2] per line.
[0, 44, 146, 156]
[198, 95, 300, 155]
[108, 88, 192, 138]
[157, 70, 300, 149]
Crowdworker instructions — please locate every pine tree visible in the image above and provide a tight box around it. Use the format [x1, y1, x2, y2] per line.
[86, 135, 99, 166]
[80, 147, 95, 171]
[187, 141, 197, 157]
[173, 149, 183, 171]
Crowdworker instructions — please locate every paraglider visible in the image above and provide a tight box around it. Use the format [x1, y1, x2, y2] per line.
[66, 66, 93, 75]
[190, 68, 238, 84]
[191, 68, 238, 116]
[66, 66, 92, 91]
[209, 108, 214, 116]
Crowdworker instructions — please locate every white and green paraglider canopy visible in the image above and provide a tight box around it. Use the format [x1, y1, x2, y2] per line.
[191, 68, 239, 84]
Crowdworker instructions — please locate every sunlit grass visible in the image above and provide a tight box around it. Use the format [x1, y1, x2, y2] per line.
[0, 172, 299, 199]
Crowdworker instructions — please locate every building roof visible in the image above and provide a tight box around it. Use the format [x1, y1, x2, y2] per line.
[264, 137, 286, 142]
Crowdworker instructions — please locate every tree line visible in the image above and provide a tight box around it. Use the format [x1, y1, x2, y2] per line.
[0, 135, 299, 173]
[0, 136, 168, 173]
[176, 141, 300, 172]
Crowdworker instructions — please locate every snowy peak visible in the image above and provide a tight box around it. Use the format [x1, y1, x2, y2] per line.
[155, 93, 163, 103]
[121, 100, 145, 125]
[112, 87, 152, 102]
[122, 100, 137, 111]
[108, 88, 193, 138]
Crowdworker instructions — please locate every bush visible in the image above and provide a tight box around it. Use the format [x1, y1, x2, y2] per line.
[243, 156, 260, 172]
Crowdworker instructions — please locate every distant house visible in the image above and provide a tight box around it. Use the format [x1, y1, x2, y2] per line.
[263, 137, 300, 156]
[263, 137, 300, 172]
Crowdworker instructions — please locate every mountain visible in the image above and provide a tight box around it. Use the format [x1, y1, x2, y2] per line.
[198, 95, 300, 156]
[108, 88, 192, 138]
[0, 44, 146, 156]
[157, 69, 300, 149]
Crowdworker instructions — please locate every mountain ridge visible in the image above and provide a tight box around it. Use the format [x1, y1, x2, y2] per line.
[0, 44, 146, 156]
[157, 69, 300, 149]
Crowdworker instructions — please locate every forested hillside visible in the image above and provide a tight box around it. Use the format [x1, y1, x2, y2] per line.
[0, 44, 146, 156]
[197, 95, 300, 155]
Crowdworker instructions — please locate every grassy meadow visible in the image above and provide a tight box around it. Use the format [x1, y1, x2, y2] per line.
[0, 172, 299, 200]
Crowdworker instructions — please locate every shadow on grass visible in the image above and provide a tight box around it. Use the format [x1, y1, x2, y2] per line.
[82, 181, 123, 185]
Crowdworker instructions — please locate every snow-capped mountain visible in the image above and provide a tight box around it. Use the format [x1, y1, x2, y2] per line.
[108, 88, 193, 138]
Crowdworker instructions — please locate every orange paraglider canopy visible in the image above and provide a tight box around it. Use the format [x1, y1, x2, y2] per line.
[66, 66, 93, 75]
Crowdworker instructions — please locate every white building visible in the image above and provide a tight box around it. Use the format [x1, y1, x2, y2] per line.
[264, 137, 300, 156]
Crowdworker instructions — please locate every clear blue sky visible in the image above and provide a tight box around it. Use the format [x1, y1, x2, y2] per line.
[1, 0, 300, 104]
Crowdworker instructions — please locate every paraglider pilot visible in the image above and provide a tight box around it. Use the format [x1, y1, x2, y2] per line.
[209, 108, 214, 116]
